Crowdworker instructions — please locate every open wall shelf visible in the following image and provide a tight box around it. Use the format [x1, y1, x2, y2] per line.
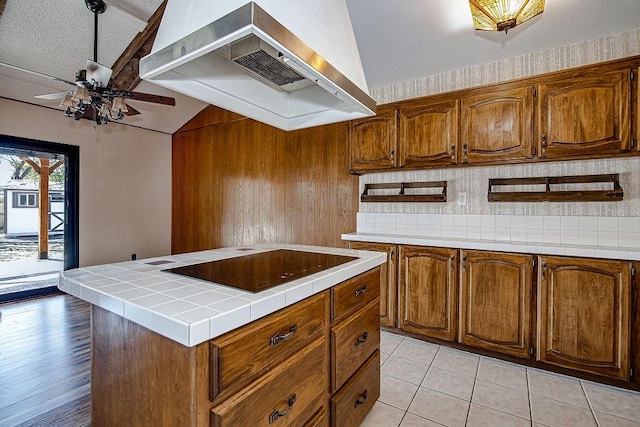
[361, 181, 447, 203]
[488, 174, 623, 202]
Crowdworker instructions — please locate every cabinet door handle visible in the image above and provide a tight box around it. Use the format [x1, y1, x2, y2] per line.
[269, 394, 297, 424]
[462, 255, 467, 272]
[390, 150, 395, 161]
[355, 332, 368, 347]
[355, 285, 368, 297]
[354, 390, 368, 408]
[450, 144, 456, 161]
[450, 254, 455, 271]
[541, 262, 547, 281]
[541, 134, 547, 154]
[270, 325, 297, 346]
[463, 142, 468, 161]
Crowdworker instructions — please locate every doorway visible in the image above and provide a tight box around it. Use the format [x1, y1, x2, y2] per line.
[0, 135, 79, 302]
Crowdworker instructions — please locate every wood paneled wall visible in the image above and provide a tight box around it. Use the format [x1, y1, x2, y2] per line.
[171, 107, 359, 254]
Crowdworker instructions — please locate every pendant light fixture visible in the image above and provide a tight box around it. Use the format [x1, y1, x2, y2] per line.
[469, 0, 545, 33]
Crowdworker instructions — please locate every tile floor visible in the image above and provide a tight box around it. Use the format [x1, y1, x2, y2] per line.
[360, 331, 640, 427]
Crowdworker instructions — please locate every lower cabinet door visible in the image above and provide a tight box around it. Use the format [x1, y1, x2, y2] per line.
[211, 338, 326, 427]
[331, 351, 380, 427]
[399, 246, 458, 341]
[537, 256, 632, 380]
[349, 242, 397, 328]
[459, 250, 533, 358]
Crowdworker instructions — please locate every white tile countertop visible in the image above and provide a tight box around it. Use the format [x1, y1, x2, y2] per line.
[342, 232, 640, 261]
[58, 243, 386, 347]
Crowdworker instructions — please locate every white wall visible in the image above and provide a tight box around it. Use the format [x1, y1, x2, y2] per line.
[0, 98, 172, 267]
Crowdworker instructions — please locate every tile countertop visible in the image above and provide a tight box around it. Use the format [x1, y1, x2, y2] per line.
[342, 233, 640, 261]
[58, 243, 386, 347]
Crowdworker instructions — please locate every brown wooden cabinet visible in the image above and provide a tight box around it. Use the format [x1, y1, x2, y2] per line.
[459, 250, 533, 359]
[538, 70, 631, 159]
[537, 256, 632, 380]
[347, 57, 640, 174]
[348, 106, 398, 172]
[460, 86, 535, 164]
[348, 242, 397, 328]
[399, 98, 459, 168]
[398, 246, 458, 341]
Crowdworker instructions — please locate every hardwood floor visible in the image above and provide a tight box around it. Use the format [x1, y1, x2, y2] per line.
[0, 293, 91, 427]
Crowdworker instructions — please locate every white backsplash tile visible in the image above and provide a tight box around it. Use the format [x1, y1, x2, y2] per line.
[356, 213, 640, 251]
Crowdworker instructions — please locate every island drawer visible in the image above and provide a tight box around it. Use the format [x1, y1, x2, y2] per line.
[331, 268, 380, 323]
[330, 350, 380, 427]
[304, 407, 328, 426]
[331, 298, 380, 392]
[211, 338, 327, 427]
[210, 292, 327, 400]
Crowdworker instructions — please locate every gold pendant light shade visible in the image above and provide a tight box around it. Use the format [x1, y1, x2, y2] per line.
[469, 0, 545, 33]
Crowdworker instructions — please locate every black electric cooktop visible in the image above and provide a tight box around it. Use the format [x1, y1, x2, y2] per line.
[163, 249, 358, 293]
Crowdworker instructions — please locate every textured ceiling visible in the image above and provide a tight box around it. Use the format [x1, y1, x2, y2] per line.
[0, 0, 639, 134]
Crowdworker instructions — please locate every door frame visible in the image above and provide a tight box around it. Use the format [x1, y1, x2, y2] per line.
[0, 134, 79, 302]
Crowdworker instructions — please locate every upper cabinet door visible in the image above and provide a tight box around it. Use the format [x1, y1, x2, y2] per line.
[399, 99, 459, 168]
[538, 70, 631, 159]
[460, 87, 535, 164]
[537, 256, 632, 380]
[348, 108, 398, 172]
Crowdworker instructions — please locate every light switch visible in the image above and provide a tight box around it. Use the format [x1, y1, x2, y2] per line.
[457, 192, 467, 206]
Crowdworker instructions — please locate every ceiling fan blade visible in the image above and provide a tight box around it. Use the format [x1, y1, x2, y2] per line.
[124, 103, 141, 116]
[86, 60, 113, 88]
[1, 61, 77, 87]
[35, 91, 69, 100]
[127, 91, 176, 106]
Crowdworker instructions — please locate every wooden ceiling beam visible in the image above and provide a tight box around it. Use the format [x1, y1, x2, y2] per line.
[111, 0, 166, 92]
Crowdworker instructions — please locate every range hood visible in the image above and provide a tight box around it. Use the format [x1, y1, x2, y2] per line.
[139, 0, 376, 131]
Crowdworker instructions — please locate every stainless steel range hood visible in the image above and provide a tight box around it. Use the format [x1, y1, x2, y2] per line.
[139, 0, 376, 131]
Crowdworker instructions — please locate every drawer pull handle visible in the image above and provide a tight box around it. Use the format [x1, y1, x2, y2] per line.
[270, 325, 297, 346]
[355, 285, 368, 297]
[269, 394, 297, 424]
[354, 390, 368, 408]
[354, 332, 368, 347]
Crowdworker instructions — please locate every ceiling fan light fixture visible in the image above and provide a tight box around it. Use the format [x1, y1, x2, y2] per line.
[112, 96, 128, 113]
[72, 87, 91, 103]
[469, 0, 545, 33]
[59, 93, 75, 109]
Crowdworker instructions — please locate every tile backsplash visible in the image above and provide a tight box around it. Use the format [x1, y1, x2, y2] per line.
[356, 213, 640, 250]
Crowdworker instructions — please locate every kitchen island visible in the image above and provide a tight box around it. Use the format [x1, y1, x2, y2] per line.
[59, 244, 386, 426]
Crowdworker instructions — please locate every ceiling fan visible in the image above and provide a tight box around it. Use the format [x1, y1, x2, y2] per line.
[28, 0, 175, 125]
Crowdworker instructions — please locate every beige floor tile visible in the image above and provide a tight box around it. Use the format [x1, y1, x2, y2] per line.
[380, 351, 391, 366]
[466, 403, 531, 427]
[382, 355, 430, 385]
[381, 332, 404, 354]
[408, 387, 470, 427]
[422, 366, 475, 401]
[399, 412, 445, 426]
[527, 369, 589, 408]
[392, 339, 439, 365]
[432, 349, 479, 378]
[530, 394, 596, 426]
[361, 401, 406, 427]
[595, 411, 640, 427]
[379, 374, 420, 411]
[476, 358, 527, 391]
[583, 382, 640, 422]
[472, 379, 530, 420]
